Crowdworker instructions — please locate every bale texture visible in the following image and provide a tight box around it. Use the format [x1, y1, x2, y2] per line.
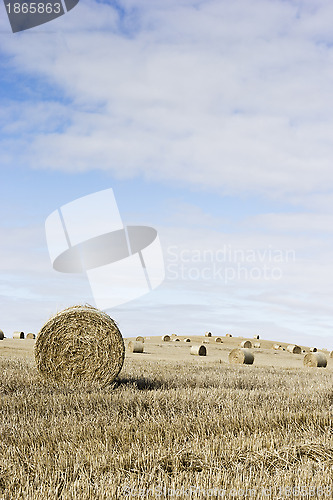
[229, 348, 254, 365]
[309, 347, 317, 352]
[205, 332, 212, 337]
[0, 330, 4, 340]
[215, 337, 222, 343]
[35, 305, 125, 386]
[253, 342, 261, 348]
[184, 338, 191, 342]
[13, 331, 24, 339]
[287, 344, 301, 354]
[190, 345, 206, 356]
[240, 340, 252, 348]
[162, 335, 171, 342]
[303, 352, 327, 368]
[135, 336, 145, 343]
[26, 333, 36, 339]
[128, 341, 144, 353]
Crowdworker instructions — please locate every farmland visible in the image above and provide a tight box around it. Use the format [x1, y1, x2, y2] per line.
[0, 335, 333, 499]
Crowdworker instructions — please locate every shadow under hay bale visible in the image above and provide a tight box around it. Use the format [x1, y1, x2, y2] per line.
[303, 352, 327, 368]
[128, 341, 144, 353]
[26, 333, 36, 339]
[229, 348, 254, 365]
[35, 305, 125, 386]
[190, 345, 206, 356]
[215, 337, 222, 343]
[13, 331, 24, 339]
[135, 336, 144, 343]
[184, 338, 191, 342]
[205, 332, 212, 337]
[0, 330, 4, 340]
[162, 335, 171, 342]
[240, 340, 252, 348]
[287, 344, 301, 354]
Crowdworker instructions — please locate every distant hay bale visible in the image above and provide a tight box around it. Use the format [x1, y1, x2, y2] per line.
[35, 305, 125, 386]
[135, 336, 145, 343]
[309, 347, 317, 352]
[253, 335, 260, 339]
[330, 350, 333, 358]
[225, 333, 232, 337]
[240, 340, 252, 348]
[184, 338, 191, 342]
[26, 333, 36, 339]
[13, 331, 24, 339]
[215, 337, 222, 343]
[0, 330, 4, 340]
[303, 352, 327, 368]
[190, 345, 206, 356]
[229, 348, 254, 365]
[272, 344, 281, 350]
[173, 338, 180, 342]
[205, 332, 212, 337]
[128, 341, 144, 353]
[162, 335, 171, 342]
[287, 344, 301, 354]
[253, 342, 261, 348]
[171, 333, 178, 338]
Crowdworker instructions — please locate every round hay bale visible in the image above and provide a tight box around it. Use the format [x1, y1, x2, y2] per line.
[173, 338, 180, 342]
[303, 352, 327, 368]
[171, 333, 178, 338]
[35, 305, 125, 386]
[229, 348, 254, 365]
[13, 331, 24, 339]
[184, 338, 191, 342]
[162, 335, 170, 342]
[190, 345, 206, 356]
[128, 341, 144, 353]
[26, 333, 36, 339]
[253, 342, 261, 348]
[309, 347, 317, 352]
[253, 335, 260, 339]
[330, 350, 333, 358]
[240, 340, 252, 348]
[225, 333, 232, 337]
[215, 337, 222, 343]
[135, 336, 144, 343]
[272, 344, 281, 350]
[287, 344, 301, 354]
[205, 331, 212, 337]
[0, 330, 4, 340]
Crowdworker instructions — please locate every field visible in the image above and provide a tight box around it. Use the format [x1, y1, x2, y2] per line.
[0, 335, 333, 499]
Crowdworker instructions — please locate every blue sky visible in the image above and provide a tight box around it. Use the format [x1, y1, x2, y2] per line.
[1, 0, 333, 349]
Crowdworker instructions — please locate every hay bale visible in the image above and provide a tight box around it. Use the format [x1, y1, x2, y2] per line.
[190, 345, 206, 356]
[162, 335, 170, 342]
[173, 338, 180, 342]
[303, 352, 327, 368]
[253, 342, 261, 348]
[253, 335, 260, 339]
[203, 339, 210, 344]
[309, 347, 317, 352]
[287, 344, 301, 354]
[13, 331, 24, 339]
[272, 344, 281, 350]
[240, 340, 252, 348]
[184, 338, 191, 342]
[26, 333, 36, 339]
[215, 337, 222, 343]
[229, 348, 254, 365]
[128, 341, 144, 353]
[0, 330, 4, 340]
[225, 333, 232, 337]
[35, 305, 125, 386]
[135, 336, 144, 343]
[330, 350, 333, 358]
[171, 333, 178, 338]
[205, 332, 212, 337]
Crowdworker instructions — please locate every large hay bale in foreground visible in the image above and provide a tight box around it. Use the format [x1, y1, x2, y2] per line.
[303, 352, 327, 368]
[128, 341, 144, 353]
[229, 348, 254, 365]
[162, 335, 170, 342]
[26, 333, 36, 339]
[35, 305, 125, 386]
[0, 330, 4, 340]
[135, 336, 144, 343]
[190, 345, 206, 356]
[13, 331, 24, 339]
[240, 340, 252, 348]
[287, 344, 301, 354]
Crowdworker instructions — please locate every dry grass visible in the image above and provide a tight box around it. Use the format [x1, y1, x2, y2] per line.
[0, 340, 332, 499]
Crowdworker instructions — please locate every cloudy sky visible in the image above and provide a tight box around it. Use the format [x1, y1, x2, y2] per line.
[1, 0, 333, 348]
